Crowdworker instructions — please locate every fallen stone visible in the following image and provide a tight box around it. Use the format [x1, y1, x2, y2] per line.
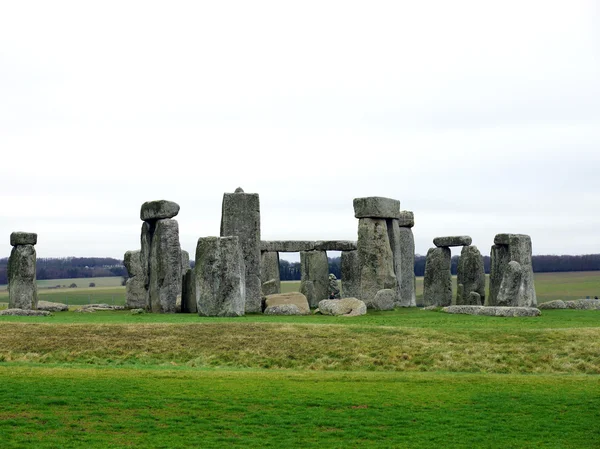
[79, 304, 125, 311]
[422, 305, 441, 311]
[353, 197, 400, 219]
[317, 298, 367, 316]
[564, 299, 600, 310]
[195, 236, 245, 317]
[397, 211, 414, 228]
[37, 301, 68, 312]
[456, 245, 485, 305]
[8, 244, 38, 310]
[140, 200, 180, 221]
[368, 288, 395, 310]
[220, 189, 261, 313]
[340, 250, 360, 298]
[10, 232, 38, 246]
[264, 292, 311, 314]
[442, 305, 541, 317]
[423, 247, 452, 306]
[538, 300, 567, 309]
[130, 308, 146, 314]
[300, 250, 329, 308]
[149, 219, 182, 313]
[357, 218, 396, 303]
[264, 304, 306, 315]
[0, 308, 51, 316]
[433, 236, 472, 247]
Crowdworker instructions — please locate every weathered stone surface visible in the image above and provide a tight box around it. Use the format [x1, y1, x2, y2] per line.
[36, 301, 68, 312]
[130, 308, 145, 314]
[433, 236, 472, 247]
[564, 299, 600, 310]
[261, 279, 279, 296]
[341, 250, 360, 298]
[0, 308, 51, 316]
[489, 244, 510, 305]
[195, 236, 245, 317]
[220, 189, 261, 313]
[140, 200, 180, 221]
[357, 218, 396, 304]
[317, 298, 367, 316]
[181, 269, 197, 313]
[264, 304, 306, 315]
[124, 250, 147, 309]
[353, 197, 400, 219]
[397, 211, 414, 228]
[328, 274, 340, 299]
[423, 247, 452, 306]
[442, 305, 541, 317]
[494, 234, 510, 245]
[386, 219, 402, 304]
[300, 250, 329, 308]
[468, 292, 482, 305]
[260, 241, 315, 252]
[149, 219, 182, 313]
[8, 245, 38, 310]
[10, 232, 37, 246]
[456, 245, 485, 305]
[314, 240, 358, 251]
[260, 251, 280, 294]
[398, 227, 416, 307]
[538, 300, 567, 309]
[78, 304, 125, 311]
[368, 288, 395, 310]
[264, 292, 310, 314]
[422, 305, 440, 311]
[139, 221, 153, 307]
[496, 261, 523, 306]
[181, 250, 190, 274]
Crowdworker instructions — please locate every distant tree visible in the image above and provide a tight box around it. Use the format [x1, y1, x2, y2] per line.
[69, 283, 77, 288]
[89, 282, 96, 287]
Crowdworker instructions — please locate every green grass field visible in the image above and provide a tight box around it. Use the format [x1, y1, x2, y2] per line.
[1, 272, 599, 447]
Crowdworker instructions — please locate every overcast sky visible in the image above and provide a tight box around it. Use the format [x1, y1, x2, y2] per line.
[1, 0, 599, 262]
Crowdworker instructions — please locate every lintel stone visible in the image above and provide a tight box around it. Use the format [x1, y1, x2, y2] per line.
[433, 236, 472, 247]
[10, 232, 37, 246]
[353, 197, 400, 219]
[140, 200, 180, 221]
[397, 211, 414, 228]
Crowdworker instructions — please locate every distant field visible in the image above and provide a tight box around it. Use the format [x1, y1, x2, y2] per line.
[0, 276, 124, 291]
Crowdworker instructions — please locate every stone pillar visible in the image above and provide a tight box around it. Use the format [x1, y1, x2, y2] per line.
[195, 236, 245, 317]
[8, 232, 38, 310]
[387, 218, 402, 304]
[340, 250, 360, 298]
[456, 245, 485, 305]
[139, 200, 182, 313]
[300, 250, 329, 308]
[397, 211, 416, 307]
[423, 247, 452, 306]
[177, 250, 190, 313]
[260, 251, 280, 295]
[220, 187, 261, 313]
[124, 250, 146, 309]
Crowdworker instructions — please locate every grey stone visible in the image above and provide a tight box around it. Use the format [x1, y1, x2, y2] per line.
[397, 211, 414, 228]
[340, 250, 360, 298]
[456, 245, 485, 305]
[220, 190, 261, 313]
[260, 241, 315, 252]
[564, 299, 600, 310]
[0, 308, 51, 316]
[140, 200, 180, 221]
[260, 251, 280, 294]
[195, 236, 245, 317]
[234, 187, 244, 193]
[328, 274, 340, 299]
[357, 218, 397, 304]
[314, 241, 358, 251]
[148, 219, 182, 313]
[300, 250, 329, 308]
[423, 305, 441, 311]
[181, 250, 190, 275]
[353, 197, 400, 219]
[398, 226, 416, 307]
[494, 234, 510, 245]
[538, 300, 567, 309]
[8, 245, 38, 310]
[442, 305, 541, 317]
[496, 261, 523, 306]
[264, 292, 310, 314]
[489, 244, 510, 305]
[264, 304, 307, 315]
[386, 219, 402, 304]
[468, 292, 482, 305]
[368, 288, 395, 310]
[317, 298, 367, 316]
[79, 304, 125, 311]
[139, 221, 153, 307]
[261, 279, 279, 296]
[423, 247, 452, 306]
[36, 301, 68, 312]
[10, 232, 37, 246]
[130, 308, 145, 314]
[433, 236, 472, 247]
[181, 269, 197, 313]
[124, 250, 147, 309]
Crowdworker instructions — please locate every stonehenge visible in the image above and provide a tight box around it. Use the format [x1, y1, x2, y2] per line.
[8, 232, 38, 310]
[455, 245, 486, 305]
[123, 250, 146, 309]
[423, 247, 452, 306]
[299, 250, 329, 308]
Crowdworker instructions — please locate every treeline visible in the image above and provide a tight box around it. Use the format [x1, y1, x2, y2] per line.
[0, 257, 127, 285]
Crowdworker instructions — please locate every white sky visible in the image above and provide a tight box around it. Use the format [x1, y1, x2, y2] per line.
[1, 0, 599, 262]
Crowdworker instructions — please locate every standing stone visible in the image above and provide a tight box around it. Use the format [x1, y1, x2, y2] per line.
[341, 250, 360, 298]
[496, 261, 523, 306]
[456, 245, 485, 305]
[260, 251, 280, 295]
[489, 244, 510, 305]
[124, 250, 146, 309]
[357, 218, 396, 305]
[386, 219, 402, 304]
[139, 221, 153, 309]
[195, 236, 245, 317]
[177, 250, 190, 313]
[220, 188, 261, 313]
[423, 247, 452, 306]
[398, 211, 416, 307]
[328, 273, 340, 299]
[8, 233, 38, 310]
[181, 269, 196, 313]
[148, 219, 182, 313]
[300, 250, 329, 308]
